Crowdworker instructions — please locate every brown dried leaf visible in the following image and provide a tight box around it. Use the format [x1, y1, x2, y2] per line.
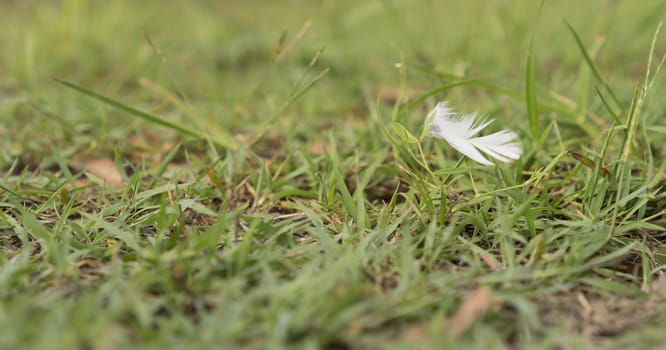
[448, 286, 492, 336]
[81, 158, 126, 187]
[404, 321, 429, 341]
[309, 140, 330, 155]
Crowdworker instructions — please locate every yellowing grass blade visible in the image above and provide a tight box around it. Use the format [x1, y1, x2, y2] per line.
[568, 151, 612, 180]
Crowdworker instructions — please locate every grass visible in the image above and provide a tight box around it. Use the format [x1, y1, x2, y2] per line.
[1, 0, 665, 349]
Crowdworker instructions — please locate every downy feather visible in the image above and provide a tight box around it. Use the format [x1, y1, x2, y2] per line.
[424, 101, 522, 165]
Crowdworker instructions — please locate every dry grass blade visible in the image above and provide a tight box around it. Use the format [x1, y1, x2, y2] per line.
[449, 286, 493, 336]
[568, 151, 612, 180]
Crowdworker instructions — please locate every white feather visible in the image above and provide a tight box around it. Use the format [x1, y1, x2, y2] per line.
[424, 101, 522, 166]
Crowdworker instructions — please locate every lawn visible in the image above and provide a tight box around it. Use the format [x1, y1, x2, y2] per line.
[1, 0, 665, 349]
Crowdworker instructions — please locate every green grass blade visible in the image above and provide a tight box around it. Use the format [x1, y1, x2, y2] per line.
[565, 20, 624, 116]
[55, 78, 239, 148]
[525, 0, 546, 143]
[407, 79, 519, 112]
[575, 35, 604, 124]
[525, 50, 538, 140]
[595, 86, 623, 124]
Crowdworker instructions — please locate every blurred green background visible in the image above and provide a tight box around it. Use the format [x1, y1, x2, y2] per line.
[1, 1, 663, 163]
